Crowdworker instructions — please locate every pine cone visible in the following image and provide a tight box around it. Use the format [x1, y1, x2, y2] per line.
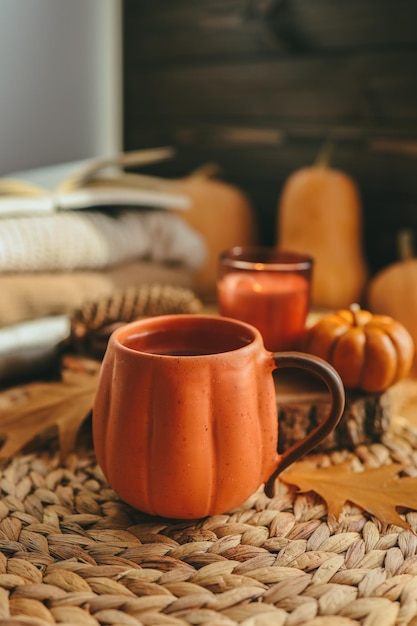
[70, 284, 203, 358]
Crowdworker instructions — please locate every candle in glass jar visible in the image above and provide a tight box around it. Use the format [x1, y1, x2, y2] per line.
[217, 271, 310, 352]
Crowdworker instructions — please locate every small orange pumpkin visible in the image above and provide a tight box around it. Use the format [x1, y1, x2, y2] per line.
[304, 305, 414, 393]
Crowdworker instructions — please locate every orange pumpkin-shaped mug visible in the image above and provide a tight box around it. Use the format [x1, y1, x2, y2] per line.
[93, 314, 345, 519]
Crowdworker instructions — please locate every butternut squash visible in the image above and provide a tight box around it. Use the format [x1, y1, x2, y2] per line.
[171, 166, 259, 301]
[276, 147, 369, 309]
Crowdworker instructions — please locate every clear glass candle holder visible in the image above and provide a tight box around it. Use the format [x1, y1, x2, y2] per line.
[217, 246, 314, 352]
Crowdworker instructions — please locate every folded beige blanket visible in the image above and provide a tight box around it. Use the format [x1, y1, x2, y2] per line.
[0, 260, 193, 328]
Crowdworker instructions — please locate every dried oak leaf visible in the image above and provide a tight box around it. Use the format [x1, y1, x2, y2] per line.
[0, 360, 100, 461]
[280, 461, 417, 530]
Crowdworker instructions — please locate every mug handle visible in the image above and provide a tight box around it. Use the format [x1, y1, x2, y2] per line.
[264, 351, 345, 497]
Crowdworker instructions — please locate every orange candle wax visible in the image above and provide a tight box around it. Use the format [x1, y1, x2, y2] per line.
[217, 271, 310, 352]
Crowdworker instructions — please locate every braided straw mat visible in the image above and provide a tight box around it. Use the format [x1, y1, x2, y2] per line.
[2, 415, 417, 626]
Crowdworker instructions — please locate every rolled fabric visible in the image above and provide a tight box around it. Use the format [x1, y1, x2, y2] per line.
[0, 316, 69, 385]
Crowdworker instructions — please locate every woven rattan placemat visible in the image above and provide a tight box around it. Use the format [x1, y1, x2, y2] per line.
[1, 417, 417, 626]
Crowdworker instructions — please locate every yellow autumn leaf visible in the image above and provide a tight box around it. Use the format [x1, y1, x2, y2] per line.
[280, 461, 417, 530]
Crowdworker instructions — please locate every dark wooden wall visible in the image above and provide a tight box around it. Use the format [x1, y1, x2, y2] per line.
[123, 0, 417, 275]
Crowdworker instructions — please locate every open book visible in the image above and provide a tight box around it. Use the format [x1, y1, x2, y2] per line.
[0, 147, 191, 217]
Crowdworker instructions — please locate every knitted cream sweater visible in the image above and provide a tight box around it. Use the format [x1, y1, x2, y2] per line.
[0, 209, 206, 273]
